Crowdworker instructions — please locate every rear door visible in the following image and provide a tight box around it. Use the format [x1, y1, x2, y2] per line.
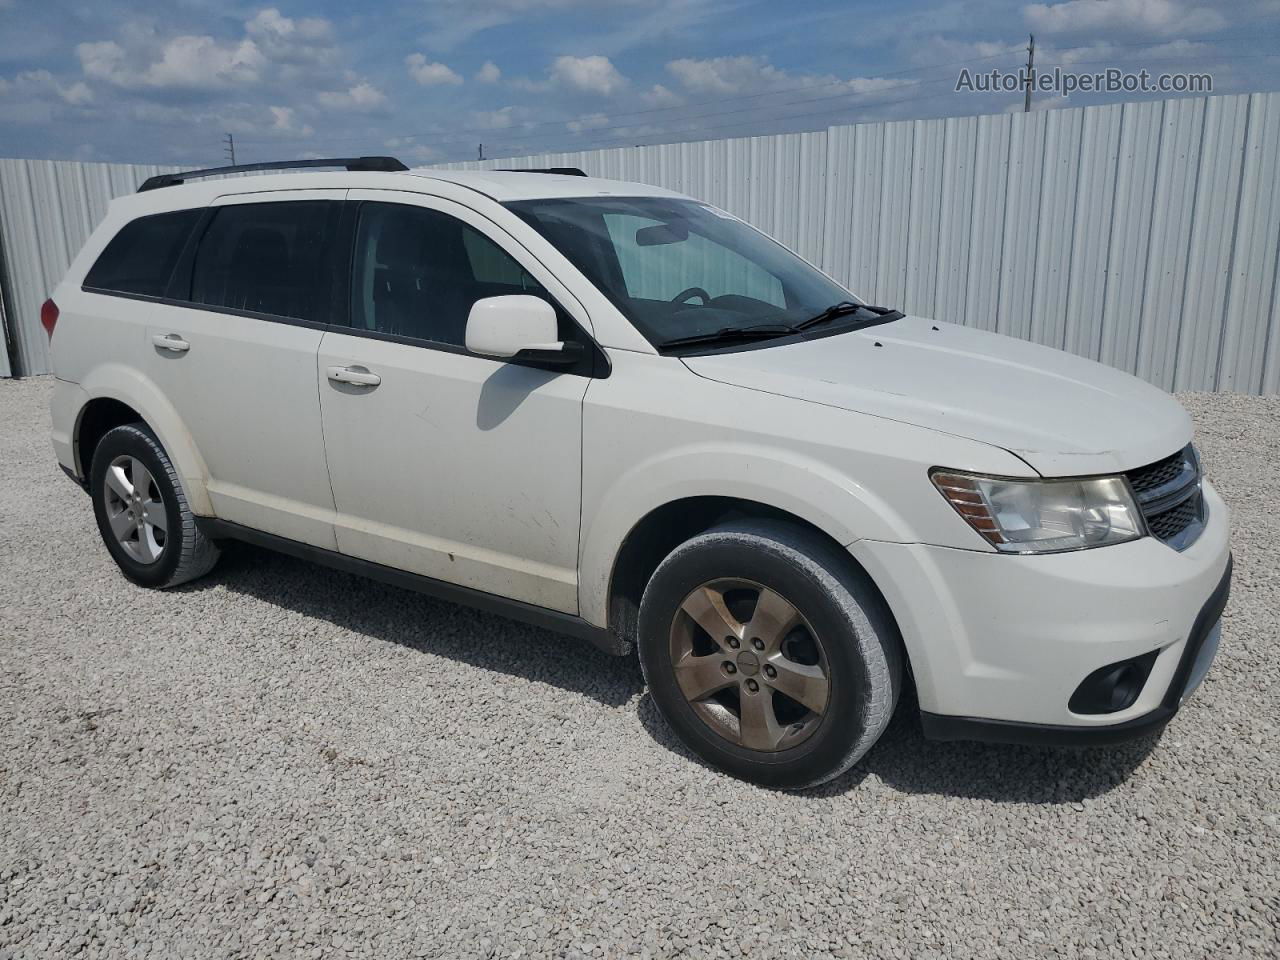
[144, 190, 345, 549]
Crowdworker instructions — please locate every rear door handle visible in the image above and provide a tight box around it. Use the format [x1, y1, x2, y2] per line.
[326, 365, 381, 387]
[152, 334, 190, 353]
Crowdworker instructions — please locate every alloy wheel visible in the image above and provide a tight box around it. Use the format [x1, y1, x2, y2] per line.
[102, 455, 167, 564]
[668, 578, 830, 752]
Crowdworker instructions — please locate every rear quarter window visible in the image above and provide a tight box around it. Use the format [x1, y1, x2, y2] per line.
[82, 209, 202, 298]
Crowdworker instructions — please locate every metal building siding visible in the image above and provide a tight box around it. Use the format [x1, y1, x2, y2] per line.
[1221, 93, 1280, 394]
[932, 116, 978, 327]
[0, 157, 179, 376]
[3, 91, 1280, 391]
[962, 112, 1011, 335]
[1062, 103, 1123, 361]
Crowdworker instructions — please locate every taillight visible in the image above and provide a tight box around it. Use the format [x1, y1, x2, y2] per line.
[40, 298, 59, 339]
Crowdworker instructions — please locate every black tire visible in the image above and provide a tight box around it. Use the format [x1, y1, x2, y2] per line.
[89, 423, 220, 588]
[637, 519, 902, 789]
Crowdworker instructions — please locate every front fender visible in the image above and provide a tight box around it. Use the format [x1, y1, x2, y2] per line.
[577, 443, 911, 629]
[76, 363, 214, 516]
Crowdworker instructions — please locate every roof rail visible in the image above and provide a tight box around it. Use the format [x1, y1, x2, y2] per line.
[137, 156, 409, 193]
[497, 167, 588, 177]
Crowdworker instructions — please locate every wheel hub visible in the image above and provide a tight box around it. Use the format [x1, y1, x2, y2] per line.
[102, 455, 168, 565]
[669, 578, 831, 753]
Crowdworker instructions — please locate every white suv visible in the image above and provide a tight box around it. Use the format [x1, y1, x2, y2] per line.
[46, 157, 1232, 788]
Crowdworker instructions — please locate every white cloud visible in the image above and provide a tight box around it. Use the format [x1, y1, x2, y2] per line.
[269, 105, 314, 136]
[667, 56, 791, 94]
[77, 34, 266, 90]
[641, 83, 682, 107]
[147, 36, 266, 89]
[414, 0, 647, 52]
[667, 56, 904, 99]
[405, 54, 463, 86]
[469, 105, 523, 130]
[317, 80, 387, 109]
[245, 8, 337, 67]
[0, 69, 95, 106]
[1048, 36, 1211, 66]
[60, 81, 94, 106]
[1024, 0, 1227, 35]
[476, 60, 502, 83]
[247, 8, 333, 44]
[567, 112, 609, 133]
[549, 54, 627, 95]
[76, 41, 129, 85]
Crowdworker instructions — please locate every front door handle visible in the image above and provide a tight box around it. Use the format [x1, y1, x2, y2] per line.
[152, 334, 190, 353]
[326, 365, 381, 387]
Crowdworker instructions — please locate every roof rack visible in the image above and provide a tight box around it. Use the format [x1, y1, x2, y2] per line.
[497, 167, 588, 177]
[137, 156, 409, 193]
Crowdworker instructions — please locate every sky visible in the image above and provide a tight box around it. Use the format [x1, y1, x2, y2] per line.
[0, 0, 1277, 166]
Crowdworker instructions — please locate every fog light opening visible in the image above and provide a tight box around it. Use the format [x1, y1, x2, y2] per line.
[1069, 650, 1161, 715]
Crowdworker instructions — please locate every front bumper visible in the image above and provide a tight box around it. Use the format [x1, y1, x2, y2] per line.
[851, 478, 1232, 738]
[919, 555, 1230, 745]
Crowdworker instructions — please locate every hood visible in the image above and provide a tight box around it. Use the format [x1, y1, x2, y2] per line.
[681, 316, 1192, 476]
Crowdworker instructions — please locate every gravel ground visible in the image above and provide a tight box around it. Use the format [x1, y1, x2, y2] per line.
[1, 375, 1277, 960]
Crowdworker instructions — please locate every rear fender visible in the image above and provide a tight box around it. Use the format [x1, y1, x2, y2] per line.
[77, 363, 213, 516]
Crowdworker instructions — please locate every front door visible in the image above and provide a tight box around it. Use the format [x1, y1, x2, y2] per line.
[145, 190, 345, 549]
[317, 191, 591, 613]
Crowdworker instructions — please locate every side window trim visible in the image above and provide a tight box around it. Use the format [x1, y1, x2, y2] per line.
[338, 197, 609, 378]
[163, 206, 216, 303]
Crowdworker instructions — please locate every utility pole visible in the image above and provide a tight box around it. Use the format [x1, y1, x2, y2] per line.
[1024, 34, 1036, 113]
[478, 143, 484, 161]
[223, 132, 236, 165]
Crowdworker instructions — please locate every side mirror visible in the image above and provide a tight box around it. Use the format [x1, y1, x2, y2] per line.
[465, 295, 584, 366]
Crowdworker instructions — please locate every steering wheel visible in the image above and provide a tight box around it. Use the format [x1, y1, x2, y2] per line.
[671, 287, 711, 305]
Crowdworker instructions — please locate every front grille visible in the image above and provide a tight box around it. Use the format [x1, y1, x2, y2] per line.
[1126, 449, 1189, 497]
[1124, 445, 1204, 550]
[1146, 491, 1202, 541]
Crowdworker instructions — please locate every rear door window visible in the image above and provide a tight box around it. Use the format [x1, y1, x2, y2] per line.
[189, 201, 340, 323]
[83, 209, 202, 298]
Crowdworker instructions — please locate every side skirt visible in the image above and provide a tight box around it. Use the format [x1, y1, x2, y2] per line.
[195, 518, 626, 656]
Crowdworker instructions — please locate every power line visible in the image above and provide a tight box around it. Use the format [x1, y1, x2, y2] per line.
[430, 72, 970, 156]
[434, 69, 1024, 162]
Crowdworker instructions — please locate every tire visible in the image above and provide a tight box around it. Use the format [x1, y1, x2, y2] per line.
[89, 423, 220, 589]
[637, 519, 902, 789]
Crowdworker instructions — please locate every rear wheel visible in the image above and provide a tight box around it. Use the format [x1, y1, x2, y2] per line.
[638, 519, 901, 788]
[89, 423, 219, 588]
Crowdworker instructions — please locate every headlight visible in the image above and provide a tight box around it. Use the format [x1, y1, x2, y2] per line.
[931, 470, 1145, 554]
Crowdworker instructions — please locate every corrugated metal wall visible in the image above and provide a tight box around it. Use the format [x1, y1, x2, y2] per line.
[2, 91, 1279, 392]
[0, 158, 181, 378]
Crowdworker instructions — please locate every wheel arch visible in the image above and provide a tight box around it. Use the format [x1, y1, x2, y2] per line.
[602, 496, 905, 670]
[74, 365, 213, 515]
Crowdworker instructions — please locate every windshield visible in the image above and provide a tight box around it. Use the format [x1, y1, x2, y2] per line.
[506, 196, 858, 349]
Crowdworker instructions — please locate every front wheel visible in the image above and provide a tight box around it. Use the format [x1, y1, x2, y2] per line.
[637, 520, 902, 789]
[89, 423, 220, 589]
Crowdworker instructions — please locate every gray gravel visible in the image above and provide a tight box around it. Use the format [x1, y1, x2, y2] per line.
[1, 375, 1278, 960]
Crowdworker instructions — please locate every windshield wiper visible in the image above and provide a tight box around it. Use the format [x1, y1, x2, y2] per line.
[659, 323, 800, 351]
[795, 301, 905, 331]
